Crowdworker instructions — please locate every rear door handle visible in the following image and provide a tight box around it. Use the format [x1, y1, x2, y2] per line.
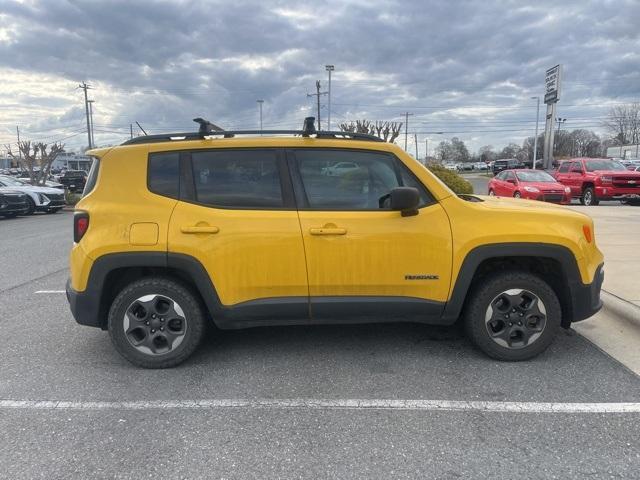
[309, 227, 347, 236]
[180, 225, 220, 234]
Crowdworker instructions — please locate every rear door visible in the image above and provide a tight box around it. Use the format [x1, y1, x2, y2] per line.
[290, 148, 452, 320]
[167, 148, 309, 322]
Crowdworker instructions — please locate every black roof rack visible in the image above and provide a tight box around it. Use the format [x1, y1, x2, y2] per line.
[121, 117, 384, 145]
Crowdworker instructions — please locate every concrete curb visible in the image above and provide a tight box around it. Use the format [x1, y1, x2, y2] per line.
[601, 290, 640, 327]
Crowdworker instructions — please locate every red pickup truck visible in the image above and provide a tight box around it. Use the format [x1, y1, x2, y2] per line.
[553, 158, 640, 206]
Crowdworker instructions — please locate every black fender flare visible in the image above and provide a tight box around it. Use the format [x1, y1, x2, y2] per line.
[441, 243, 585, 324]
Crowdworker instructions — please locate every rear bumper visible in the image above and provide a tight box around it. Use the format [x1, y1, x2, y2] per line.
[66, 278, 104, 329]
[570, 263, 604, 323]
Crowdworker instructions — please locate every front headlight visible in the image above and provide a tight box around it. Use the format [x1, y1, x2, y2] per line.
[600, 175, 612, 184]
[524, 186, 540, 193]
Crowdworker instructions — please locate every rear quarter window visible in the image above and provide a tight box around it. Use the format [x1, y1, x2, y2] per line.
[148, 152, 180, 198]
[82, 157, 100, 197]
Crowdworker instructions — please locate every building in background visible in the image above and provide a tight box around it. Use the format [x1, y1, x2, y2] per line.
[0, 156, 11, 169]
[52, 152, 93, 171]
[607, 144, 640, 159]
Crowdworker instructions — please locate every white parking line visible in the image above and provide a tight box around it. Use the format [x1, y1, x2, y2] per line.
[35, 290, 65, 294]
[1, 398, 640, 413]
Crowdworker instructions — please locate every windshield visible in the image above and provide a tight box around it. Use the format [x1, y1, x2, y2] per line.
[515, 171, 556, 182]
[584, 160, 627, 171]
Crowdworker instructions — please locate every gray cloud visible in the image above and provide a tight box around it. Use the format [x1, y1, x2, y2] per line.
[0, 0, 638, 152]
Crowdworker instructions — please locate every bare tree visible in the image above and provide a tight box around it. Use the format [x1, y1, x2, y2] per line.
[339, 120, 402, 143]
[603, 103, 640, 145]
[5, 141, 64, 185]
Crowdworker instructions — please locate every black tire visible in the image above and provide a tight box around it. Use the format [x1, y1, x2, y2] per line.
[488, 189, 495, 196]
[108, 277, 206, 368]
[25, 197, 35, 215]
[513, 191, 521, 198]
[463, 271, 561, 361]
[581, 187, 599, 206]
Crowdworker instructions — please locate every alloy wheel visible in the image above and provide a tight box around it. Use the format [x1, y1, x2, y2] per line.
[484, 289, 547, 349]
[123, 294, 187, 355]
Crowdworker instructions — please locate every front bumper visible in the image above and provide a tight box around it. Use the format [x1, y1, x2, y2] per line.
[66, 278, 104, 329]
[570, 263, 604, 323]
[595, 186, 640, 199]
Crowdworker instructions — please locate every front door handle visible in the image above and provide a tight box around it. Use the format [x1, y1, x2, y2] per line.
[309, 227, 347, 236]
[181, 225, 220, 234]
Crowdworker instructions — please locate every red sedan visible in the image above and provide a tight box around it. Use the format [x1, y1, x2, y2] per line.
[488, 169, 571, 204]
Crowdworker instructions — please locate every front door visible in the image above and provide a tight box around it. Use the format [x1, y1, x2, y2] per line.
[167, 148, 309, 322]
[290, 148, 452, 320]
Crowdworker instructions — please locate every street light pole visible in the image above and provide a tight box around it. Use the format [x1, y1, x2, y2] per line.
[325, 65, 334, 131]
[531, 96, 540, 170]
[257, 99, 264, 133]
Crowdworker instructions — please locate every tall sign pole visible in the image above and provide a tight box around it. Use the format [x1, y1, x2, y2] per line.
[542, 65, 562, 170]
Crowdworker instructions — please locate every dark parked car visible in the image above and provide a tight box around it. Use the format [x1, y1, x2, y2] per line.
[58, 170, 87, 192]
[492, 158, 523, 175]
[0, 189, 29, 218]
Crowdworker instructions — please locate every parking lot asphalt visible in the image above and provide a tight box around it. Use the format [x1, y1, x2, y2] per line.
[1, 211, 639, 478]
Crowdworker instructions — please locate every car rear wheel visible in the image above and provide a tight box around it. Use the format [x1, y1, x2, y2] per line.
[488, 189, 495, 196]
[108, 277, 206, 368]
[463, 271, 561, 361]
[580, 187, 599, 206]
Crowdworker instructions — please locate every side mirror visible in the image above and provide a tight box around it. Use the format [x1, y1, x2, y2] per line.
[390, 187, 420, 217]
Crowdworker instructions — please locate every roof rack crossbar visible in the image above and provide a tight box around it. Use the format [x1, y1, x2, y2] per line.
[121, 116, 384, 145]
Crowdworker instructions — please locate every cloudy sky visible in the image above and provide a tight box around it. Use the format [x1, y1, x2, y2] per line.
[0, 0, 639, 156]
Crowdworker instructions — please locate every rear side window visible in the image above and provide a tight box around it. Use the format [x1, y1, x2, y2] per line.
[148, 153, 180, 198]
[191, 150, 283, 208]
[82, 157, 100, 197]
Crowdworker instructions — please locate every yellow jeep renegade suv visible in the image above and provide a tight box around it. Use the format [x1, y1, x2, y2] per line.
[67, 117, 604, 368]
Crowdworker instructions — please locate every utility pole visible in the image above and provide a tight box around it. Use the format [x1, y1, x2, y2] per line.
[414, 133, 418, 160]
[531, 96, 540, 169]
[403, 112, 413, 151]
[130, 124, 133, 139]
[325, 65, 334, 131]
[307, 80, 327, 130]
[425, 138, 429, 161]
[78, 82, 92, 149]
[257, 99, 264, 133]
[88, 100, 95, 148]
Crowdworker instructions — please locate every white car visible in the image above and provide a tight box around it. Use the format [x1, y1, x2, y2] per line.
[16, 175, 64, 190]
[0, 175, 66, 215]
[321, 162, 360, 176]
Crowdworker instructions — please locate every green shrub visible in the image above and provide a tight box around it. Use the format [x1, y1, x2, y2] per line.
[65, 191, 82, 206]
[426, 164, 474, 194]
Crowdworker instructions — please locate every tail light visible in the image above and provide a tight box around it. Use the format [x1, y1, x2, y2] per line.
[583, 225, 592, 243]
[74, 211, 89, 243]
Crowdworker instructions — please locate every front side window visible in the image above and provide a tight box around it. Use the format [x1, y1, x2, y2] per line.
[558, 162, 570, 173]
[295, 149, 432, 210]
[191, 150, 283, 208]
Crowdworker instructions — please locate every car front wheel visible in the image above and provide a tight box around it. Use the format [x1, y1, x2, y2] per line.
[463, 271, 561, 361]
[108, 277, 206, 368]
[513, 191, 521, 198]
[581, 187, 599, 206]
